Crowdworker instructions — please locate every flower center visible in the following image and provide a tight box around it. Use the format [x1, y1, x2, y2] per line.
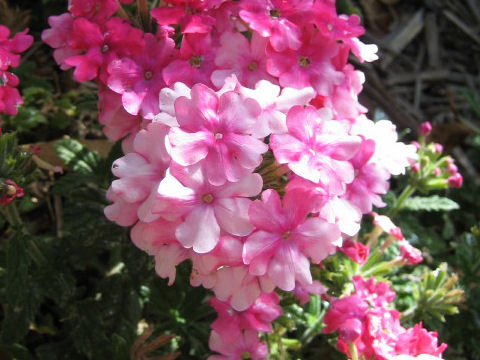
[6, 185, 17, 196]
[189, 55, 203, 68]
[242, 352, 252, 359]
[282, 231, 292, 241]
[101, 44, 110, 53]
[214, 132, 223, 140]
[248, 61, 258, 71]
[269, 9, 280, 18]
[144, 71, 153, 80]
[299, 56, 311, 68]
[202, 193, 214, 204]
[327, 23, 333, 31]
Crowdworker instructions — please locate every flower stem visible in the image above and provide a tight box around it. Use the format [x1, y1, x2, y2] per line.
[4, 202, 23, 230]
[390, 184, 416, 217]
[348, 343, 359, 360]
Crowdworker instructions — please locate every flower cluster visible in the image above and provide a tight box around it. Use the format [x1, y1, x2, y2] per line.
[0, 25, 33, 116]
[41, 1, 451, 358]
[324, 276, 447, 359]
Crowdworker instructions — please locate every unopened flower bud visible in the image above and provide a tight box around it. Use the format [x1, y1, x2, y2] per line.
[448, 173, 463, 188]
[419, 121, 432, 136]
[434, 143, 443, 154]
[433, 168, 441, 176]
[411, 141, 421, 150]
[447, 163, 458, 175]
[411, 163, 421, 172]
[339, 318, 363, 343]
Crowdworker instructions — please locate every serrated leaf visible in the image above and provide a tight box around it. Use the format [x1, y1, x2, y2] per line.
[54, 138, 100, 174]
[403, 196, 459, 212]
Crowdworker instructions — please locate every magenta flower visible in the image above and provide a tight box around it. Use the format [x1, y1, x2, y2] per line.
[270, 105, 361, 194]
[339, 239, 369, 265]
[68, 0, 118, 22]
[352, 276, 395, 308]
[151, 3, 216, 34]
[211, 32, 274, 89]
[399, 241, 423, 265]
[208, 330, 267, 360]
[0, 86, 23, 116]
[394, 323, 447, 357]
[163, 83, 268, 185]
[162, 33, 216, 87]
[107, 33, 173, 119]
[239, 0, 313, 52]
[266, 30, 345, 95]
[153, 164, 262, 254]
[244, 188, 341, 291]
[42, 14, 80, 71]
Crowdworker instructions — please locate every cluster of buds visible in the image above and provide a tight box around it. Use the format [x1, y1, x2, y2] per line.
[0, 25, 33, 116]
[411, 122, 463, 190]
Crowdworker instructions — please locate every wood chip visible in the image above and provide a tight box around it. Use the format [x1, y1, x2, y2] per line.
[425, 13, 441, 68]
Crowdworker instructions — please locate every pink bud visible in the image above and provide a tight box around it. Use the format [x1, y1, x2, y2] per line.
[433, 168, 441, 176]
[419, 121, 432, 136]
[399, 241, 422, 265]
[434, 143, 443, 154]
[339, 239, 369, 265]
[411, 163, 421, 172]
[0, 180, 23, 207]
[447, 163, 458, 175]
[338, 318, 363, 343]
[448, 173, 463, 188]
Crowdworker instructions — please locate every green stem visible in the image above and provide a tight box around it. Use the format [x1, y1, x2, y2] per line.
[390, 184, 416, 217]
[4, 202, 23, 230]
[348, 343, 359, 360]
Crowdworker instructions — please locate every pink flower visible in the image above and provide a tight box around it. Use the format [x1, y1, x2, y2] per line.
[0, 180, 24, 207]
[293, 280, 327, 305]
[68, 0, 118, 22]
[352, 276, 395, 308]
[323, 294, 368, 336]
[107, 33, 173, 119]
[210, 292, 281, 343]
[244, 188, 341, 291]
[394, 323, 447, 357]
[399, 241, 422, 265]
[340, 239, 369, 265]
[213, 265, 275, 311]
[162, 34, 216, 87]
[346, 139, 390, 214]
[270, 105, 361, 194]
[372, 213, 404, 240]
[98, 87, 141, 140]
[153, 164, 262, 253]
[42, 14, 80, 71]
[208, 330, 267, 360]
[104, 122, 170, 226]
[163, 83, 268, 185]
[239, 0, 310, 52]
[0, 85, 23, 115]
[151, 3, 216, 34]
[0, 26, 33, 69]
[211, 32, 274, 89]
[266, 30, 345, 96]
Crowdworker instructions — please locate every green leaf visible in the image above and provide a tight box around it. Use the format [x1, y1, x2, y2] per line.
[403, 196, 460, 212]
[54, 138, 100, 174]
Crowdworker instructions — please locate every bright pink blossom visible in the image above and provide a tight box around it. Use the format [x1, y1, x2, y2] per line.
[395, 323, 447, 357]
[352, 276, 395, 308]
[244, 188, 341, 291]
[399, 241, 423, 265]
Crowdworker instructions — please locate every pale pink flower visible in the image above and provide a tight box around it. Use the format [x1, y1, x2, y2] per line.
[372, 213, 403, 240]
[346, 139, 390, 214]
[104, 122, 170, 226]
[208, 330, 267, 360]
[270, 105, 361, 194]
[163, 83, 268, 185]
[293, 280, 327, 305]
[210, 292, 281, 343]
[153, 164, 262, 253]
[213, 265, 275, 311]
[399, 241, 422, 265]
[244, 188, 341, 291]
